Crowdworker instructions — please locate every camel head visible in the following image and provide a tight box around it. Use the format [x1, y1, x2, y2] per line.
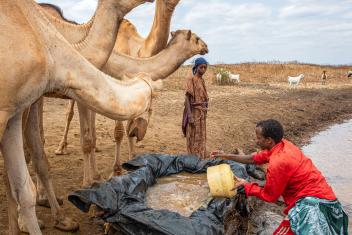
[170, 30, 209, 56]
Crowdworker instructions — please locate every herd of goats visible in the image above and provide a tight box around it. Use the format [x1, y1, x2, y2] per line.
[216, 72, 306, 86]
[216, 71, 352, 86]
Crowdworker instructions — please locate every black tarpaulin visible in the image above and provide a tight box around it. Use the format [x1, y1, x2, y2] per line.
[68, 154, 250, 235]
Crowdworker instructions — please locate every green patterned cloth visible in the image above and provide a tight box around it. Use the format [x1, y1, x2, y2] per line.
[288, 197, 349, 235]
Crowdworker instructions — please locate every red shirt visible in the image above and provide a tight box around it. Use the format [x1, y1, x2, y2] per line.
[244, 139, 336, 214]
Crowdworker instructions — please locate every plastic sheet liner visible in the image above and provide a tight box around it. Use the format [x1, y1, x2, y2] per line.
[68, 153, 250, 235]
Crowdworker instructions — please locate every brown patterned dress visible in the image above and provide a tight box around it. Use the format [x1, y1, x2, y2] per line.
[184, 76, 209, 159]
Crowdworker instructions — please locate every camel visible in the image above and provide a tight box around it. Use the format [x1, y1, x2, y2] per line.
[20, 0, 153, 232]
[103, 29, 209, 175]
[0, 0, 170, 233]
[53, 0, 182, 161]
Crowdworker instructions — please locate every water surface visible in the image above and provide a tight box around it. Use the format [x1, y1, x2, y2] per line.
[302, 119, 352, 228]
[146, 172, 211, 217]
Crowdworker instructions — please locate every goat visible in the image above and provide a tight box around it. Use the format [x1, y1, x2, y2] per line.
[216, 73, 222, 84]
[229, 73, 240, 83]
[288, 74, 304, 86]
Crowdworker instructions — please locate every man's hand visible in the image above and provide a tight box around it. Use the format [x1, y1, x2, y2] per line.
[232, 175, 248, 190]
[210, 150, 224, 159]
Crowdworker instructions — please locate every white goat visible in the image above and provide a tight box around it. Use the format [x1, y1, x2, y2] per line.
[216, 73, 222, 84]
[288, 74, 304, 86]
[229, 73, 240, 83]
[216, 71, 240, 84]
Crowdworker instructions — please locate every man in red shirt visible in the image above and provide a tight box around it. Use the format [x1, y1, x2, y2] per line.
[212, 119, 348, 234]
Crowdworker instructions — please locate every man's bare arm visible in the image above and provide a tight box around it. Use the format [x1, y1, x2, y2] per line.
[214, 153, 255, 164]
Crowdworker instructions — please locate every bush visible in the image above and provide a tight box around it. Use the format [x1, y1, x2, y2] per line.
[216, 68, 233, 85]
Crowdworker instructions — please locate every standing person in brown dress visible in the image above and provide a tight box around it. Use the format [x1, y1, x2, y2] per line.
[182, 57, 209, 159]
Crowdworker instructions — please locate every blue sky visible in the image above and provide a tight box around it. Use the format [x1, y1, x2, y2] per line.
[36, 0, 352, 65]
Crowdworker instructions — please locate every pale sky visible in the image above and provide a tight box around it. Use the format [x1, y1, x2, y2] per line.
[36, 0, 352, 65]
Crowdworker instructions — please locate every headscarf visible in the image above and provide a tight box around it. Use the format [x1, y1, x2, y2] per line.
[192, 57, 208, 75]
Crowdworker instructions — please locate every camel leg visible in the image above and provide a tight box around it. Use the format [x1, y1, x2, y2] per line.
[77, 103, 101, 187]
[91, 112, 100, 153]
[55, 100, 75, 155]
[126, 120, 137, 161]
[0, 113, 42, 235]
[89, 111, 100, 179]
[37, 97, 45, 145]
[0, 110, 10, 142]
[128, 136, 137, 161]
[91, 111, 100, 153]
[24, 102, 78, 231]
[112, 121, 124, 176]
[3, 173, 20, 235]
[22, 107, 32, 164]
[0, 112, 19, 234]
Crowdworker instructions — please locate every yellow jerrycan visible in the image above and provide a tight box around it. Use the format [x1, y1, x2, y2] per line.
[207, 164, 237, 198]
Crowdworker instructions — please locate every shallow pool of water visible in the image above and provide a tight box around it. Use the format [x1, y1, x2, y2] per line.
[302, 119, 352, 227]
[146, 172, 211, 217]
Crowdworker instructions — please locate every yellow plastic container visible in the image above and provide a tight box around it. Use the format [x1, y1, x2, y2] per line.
[207, 164, 237, 198]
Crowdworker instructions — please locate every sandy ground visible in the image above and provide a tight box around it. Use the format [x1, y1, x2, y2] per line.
[1, 65, 352, 234]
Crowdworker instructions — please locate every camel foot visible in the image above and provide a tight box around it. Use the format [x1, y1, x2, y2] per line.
[54, 148, 68, 155]
[82, 179, 101, 188]
[54, 217, 79, 232]
[93, 172, 102, 181]
[89, 205, 105, 218]
[37, 196, 64, 208]
[20, 219, 45, 234]
[109, 171, 121, 179]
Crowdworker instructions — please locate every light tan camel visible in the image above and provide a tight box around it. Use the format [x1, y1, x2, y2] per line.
[54, 0, 181, 158]
[103, 30, 209, 174]
[0, 0, 167, 233]
[20, 0, 153, 232]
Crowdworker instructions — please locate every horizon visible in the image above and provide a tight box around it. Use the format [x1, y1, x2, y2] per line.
[36, 0, 352, 66]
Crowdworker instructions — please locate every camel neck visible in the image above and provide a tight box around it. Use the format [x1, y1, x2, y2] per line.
[139, 0, 176, 57]
[104, 40, 195, 80]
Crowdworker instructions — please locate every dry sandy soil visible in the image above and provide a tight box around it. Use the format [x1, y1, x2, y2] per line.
[1, 63, 352, 234]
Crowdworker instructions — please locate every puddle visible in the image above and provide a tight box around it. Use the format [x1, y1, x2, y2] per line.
[146, 172, 211, 217]
[302, 119, 352, 229]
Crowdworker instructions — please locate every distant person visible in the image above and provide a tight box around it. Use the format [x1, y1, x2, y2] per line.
[211, 119, 348, 235]
[182, 57, 209, 159]
[348, 71, 352, 78]
[322, 70, 327, 85]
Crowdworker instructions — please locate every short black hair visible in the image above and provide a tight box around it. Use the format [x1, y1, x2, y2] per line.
[256, 119, 284, 144]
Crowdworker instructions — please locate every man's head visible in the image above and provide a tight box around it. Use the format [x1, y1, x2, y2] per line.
[255, 119, 284, 150]
[192, 57, 208, 76]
